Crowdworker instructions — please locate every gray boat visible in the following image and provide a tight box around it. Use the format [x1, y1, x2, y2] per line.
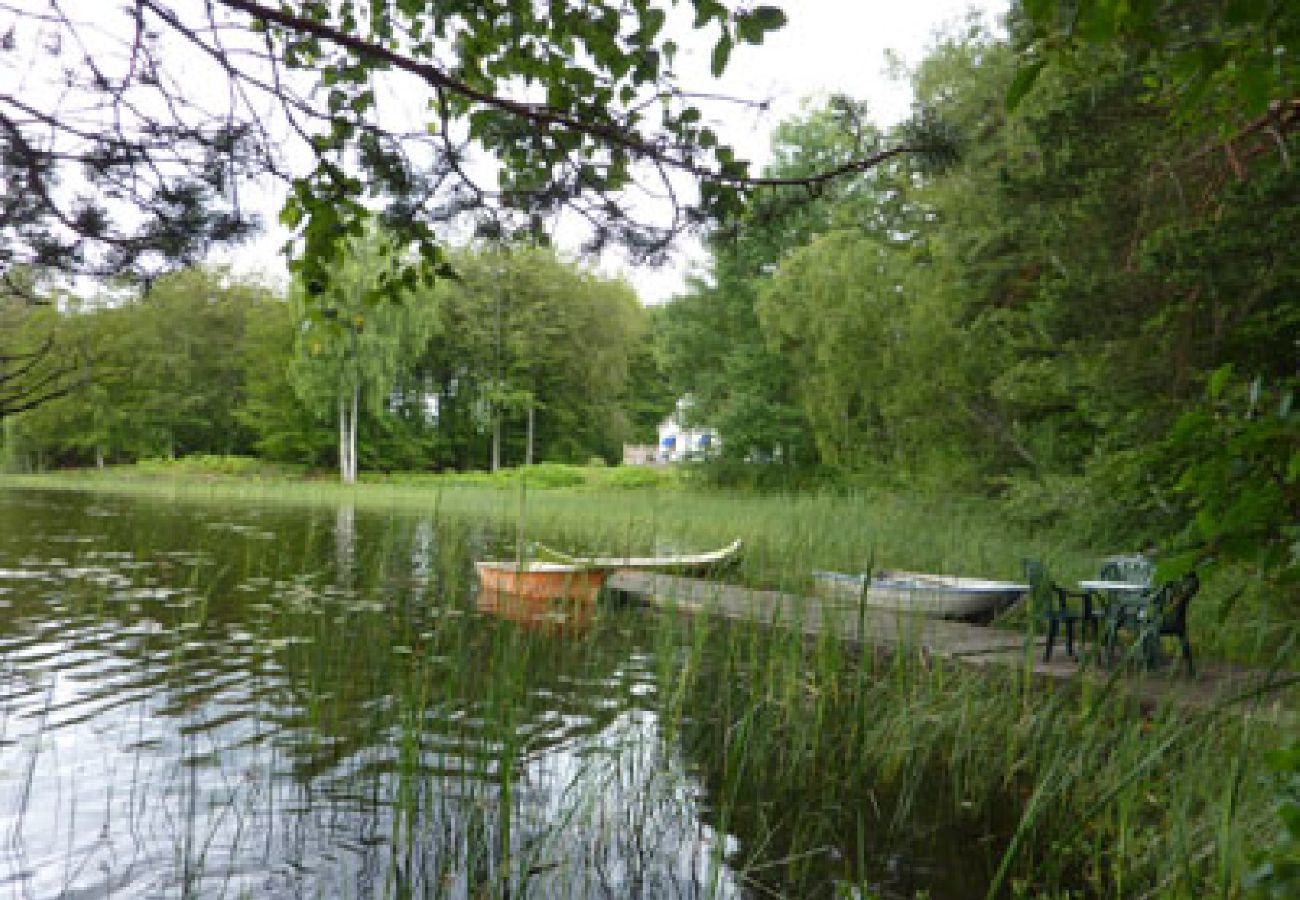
[811, 569, 1028, 620]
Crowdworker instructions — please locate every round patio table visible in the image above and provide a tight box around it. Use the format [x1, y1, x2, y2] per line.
[1077, 579, 1150, 595]
[1078, 579, 1149, 619]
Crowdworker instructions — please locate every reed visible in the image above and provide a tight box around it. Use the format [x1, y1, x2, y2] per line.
[6, 468, 1287, 664]
[0, 472, 1292, 897]
[647, 604, 1289, 897]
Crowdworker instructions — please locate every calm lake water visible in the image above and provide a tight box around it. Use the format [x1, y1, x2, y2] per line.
[0, 488, 1009, 898]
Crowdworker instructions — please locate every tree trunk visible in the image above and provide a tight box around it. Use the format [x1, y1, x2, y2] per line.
[491, 409, 501, 472]
[346, 383, 359, 483]
[526, 402, 534, 466]
[338, 393, 348, 483]
[339, 388, 360, 485]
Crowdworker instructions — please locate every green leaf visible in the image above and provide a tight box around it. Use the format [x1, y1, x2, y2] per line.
[753, 6, 787, 30]
[279, 199, 303, 230]
[692, 0, 727, 29]
[710, 33, 732, 78]
[1208, 363, 1234, 400]
[639, 8, 666, 41]
[1006, 59, 1047, 111]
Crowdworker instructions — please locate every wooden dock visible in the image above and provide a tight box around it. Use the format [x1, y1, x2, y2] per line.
[606, 571, 1297, 716]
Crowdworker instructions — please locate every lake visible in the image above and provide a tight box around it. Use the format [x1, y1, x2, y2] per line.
[0, 488, 1012, 898]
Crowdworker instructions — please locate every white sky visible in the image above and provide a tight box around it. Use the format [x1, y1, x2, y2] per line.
[212, 0, 1010, 303]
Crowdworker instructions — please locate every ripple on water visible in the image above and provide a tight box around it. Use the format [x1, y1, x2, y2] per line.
[0, 489, 990, 899]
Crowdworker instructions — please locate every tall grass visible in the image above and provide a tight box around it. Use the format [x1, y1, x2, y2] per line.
[647, 601, 1290, 898]
[6, 467, 1289, 664]
[0, 473, 1293, 897]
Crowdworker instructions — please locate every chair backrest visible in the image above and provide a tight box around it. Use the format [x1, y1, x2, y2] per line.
[1099, 554, 1154, 585]
[1161, 571, 1200, 630]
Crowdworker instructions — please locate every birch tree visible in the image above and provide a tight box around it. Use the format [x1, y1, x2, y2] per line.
[291, 230, 439, 482]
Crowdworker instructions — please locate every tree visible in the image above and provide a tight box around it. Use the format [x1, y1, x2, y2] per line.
[757, 230, 910, 471]
[235, 295, 336, 466]
[1011, 0, 1298, 129]
[0, 271, 88, 423]
[290, 229, 439, 482]
[621, 304, 677, 444]
[4, 267, 278, 467]
[123, 269, 267, 457]
[662, 96, 925, 469]
[910, 11, 1300, 563]
[0, 0, 958, 308]
[421, 245, 646, 468]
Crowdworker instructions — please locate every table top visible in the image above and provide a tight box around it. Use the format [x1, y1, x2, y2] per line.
[1078, 580, 1150, 592]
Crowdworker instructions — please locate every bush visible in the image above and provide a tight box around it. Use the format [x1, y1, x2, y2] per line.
[600, 465, 674, 489]
[132, 455, 304, 478]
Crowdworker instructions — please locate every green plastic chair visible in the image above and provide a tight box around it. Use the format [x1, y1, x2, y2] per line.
[1098, 554, 1154, 586]
[1022, 559, 1091, 661]
[1103, 572, 1200, 674]
[1089, 553, 1154, 636]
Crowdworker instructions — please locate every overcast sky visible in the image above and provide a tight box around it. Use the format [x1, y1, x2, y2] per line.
[215, 0, 1010, 302]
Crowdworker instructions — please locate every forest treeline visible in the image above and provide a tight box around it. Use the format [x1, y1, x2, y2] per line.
[658, 22, 1296, 570]
[2, 16, 1295, 576]
[2, 245, 667, 473]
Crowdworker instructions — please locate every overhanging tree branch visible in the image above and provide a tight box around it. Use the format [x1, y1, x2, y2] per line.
[0, 0, 957, 297]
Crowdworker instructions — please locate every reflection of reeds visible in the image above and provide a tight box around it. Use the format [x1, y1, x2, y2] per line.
[0, 484, 1289, 897]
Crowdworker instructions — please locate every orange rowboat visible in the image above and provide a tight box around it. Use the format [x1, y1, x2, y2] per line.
[474, 561, 609, 603]
[475, 584, 599, 631]
[474, 539, 742, 610]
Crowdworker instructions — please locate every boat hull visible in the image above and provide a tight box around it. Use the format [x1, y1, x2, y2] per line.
[812, 570, 1027, 620]
[531, 538, 742, 572]
[475, 561, 608, 603]
[475, 587, 598, 629]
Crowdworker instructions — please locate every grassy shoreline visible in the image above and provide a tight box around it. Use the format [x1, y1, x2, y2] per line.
[4, 463, 1290, 667]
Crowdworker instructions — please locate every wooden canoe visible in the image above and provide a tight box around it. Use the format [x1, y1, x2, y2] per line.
[528, 538, 743, 572]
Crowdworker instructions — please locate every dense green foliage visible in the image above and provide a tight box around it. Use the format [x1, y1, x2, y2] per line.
[2, 247, 658, 474]
[658, 13, 1297, 595]
[1013, 0, 1297, 126]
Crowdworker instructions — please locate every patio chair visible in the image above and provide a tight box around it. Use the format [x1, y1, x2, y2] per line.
[1088, 553, 1155, 634]
[1103, 571, 1200, 675]
[1098, 554, 1154, 586]
[1022, 559, 1092, 662]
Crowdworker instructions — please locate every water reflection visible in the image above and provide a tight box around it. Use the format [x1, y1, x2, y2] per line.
[0, 488, 1021, 898]
[0, 490, 742, 898]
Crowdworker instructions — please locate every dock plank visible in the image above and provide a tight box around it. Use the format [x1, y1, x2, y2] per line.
[606, 571, 1297, 716]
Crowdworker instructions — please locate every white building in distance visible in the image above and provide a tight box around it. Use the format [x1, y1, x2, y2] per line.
[656, 395, 719, 463]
